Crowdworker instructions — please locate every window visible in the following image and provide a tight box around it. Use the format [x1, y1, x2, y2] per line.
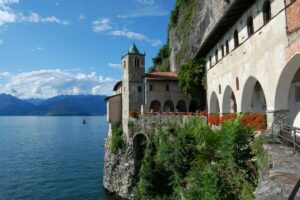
[166, 85, 169, 91]
[138, 86, 142, 92]
[135, 57, 140, 68]
[219, 84, 221, 94]
[247, 16, 254, 36]
[263, 0, 271, 24]
[236, 77, 239, 91]
[123, 61, 126, 68]
[221, 45, 224, 57]
[150, 85, 153, 91]
[209, 56, 212, 68]
[234, 30, 239, 48]
[215, 50, 218, 62]
[225, 40, 229, 55]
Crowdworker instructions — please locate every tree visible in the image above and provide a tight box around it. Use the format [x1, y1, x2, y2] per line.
[178, 59, 205, 98]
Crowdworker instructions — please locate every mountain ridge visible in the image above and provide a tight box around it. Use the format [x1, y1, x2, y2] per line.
[0, 94, 107, 116]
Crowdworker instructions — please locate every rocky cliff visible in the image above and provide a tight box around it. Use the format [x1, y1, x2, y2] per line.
[168, 0, 233, 71]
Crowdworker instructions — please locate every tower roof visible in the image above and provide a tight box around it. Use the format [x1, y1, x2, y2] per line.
[128, 43, 140, 54]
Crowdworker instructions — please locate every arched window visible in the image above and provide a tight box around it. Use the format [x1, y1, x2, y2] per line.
[262, 0, 271, 24]
[166, 85, 169, 91]
[209, 56, 212, 68]
[225, 40, 229, 55]
[234, 30, 239, 48]
[236, 77, 239, 91]
[247, 16, 254, 36]
[135, 57, 140, 67]
[215, 50, 218, 62]
[219, 84, 222, 94]
[221, 45, 224, 57]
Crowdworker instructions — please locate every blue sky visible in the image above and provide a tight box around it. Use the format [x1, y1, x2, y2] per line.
[0, 0, 175, 98]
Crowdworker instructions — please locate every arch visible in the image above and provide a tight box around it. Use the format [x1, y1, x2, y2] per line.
[210, 92, 220, 113]
[189, 100, 199, 112]
[222, 86, 237, 114]
[262, 0, 271, 24]
[275, 54, 300, 110]
[241, 76, 267, 112]
[176, 100, 187, 112]
[150, 100, 161, 112]
[163, 100, 174, 112]
[275, 53, 300, 126]
[133, 134, 147, 161]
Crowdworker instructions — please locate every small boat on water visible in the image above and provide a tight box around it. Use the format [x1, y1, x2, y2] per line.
[82, 119, 87, 125]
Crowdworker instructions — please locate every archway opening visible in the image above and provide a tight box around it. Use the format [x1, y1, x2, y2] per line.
[222, 86, 237, 114]
[176, 100, 187, 112]
[150, 100, 161, 112]
[133, 134, 147, 161]
[288, 67, 300, 127]
[189, 100, 199, 112]
[241, 77, 267, 113]
[210, 92, 220, 113]
[133, 134, 148, 185]
[275, 54, 300, 127]
[163, 100, 174, 112]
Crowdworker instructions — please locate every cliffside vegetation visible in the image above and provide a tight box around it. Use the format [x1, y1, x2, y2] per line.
[178, 59, 206, 98]
[149, 44, 170, 73]
[110, 122, 123, 153]
[135, 117, 266, 200]
[169, 0, 198, 66]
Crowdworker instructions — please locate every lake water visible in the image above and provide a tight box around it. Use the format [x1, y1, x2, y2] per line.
[0, 116, 114, 200]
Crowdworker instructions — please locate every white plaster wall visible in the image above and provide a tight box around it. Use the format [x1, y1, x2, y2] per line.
[207, 0, 288, 116]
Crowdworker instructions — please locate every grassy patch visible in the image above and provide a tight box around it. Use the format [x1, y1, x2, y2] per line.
[110, 122, 123, 153]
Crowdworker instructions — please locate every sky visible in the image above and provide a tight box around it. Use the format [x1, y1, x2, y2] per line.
[0, 0, 175, 99]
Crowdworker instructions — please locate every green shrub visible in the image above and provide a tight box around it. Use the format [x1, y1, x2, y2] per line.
[110, 122, 123, 153]
[178, 59, 205, 98]
[135, 117, 261, 200]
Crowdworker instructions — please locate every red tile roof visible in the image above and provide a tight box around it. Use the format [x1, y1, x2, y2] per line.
[113, 81, 122, 91]
[144, 72, 178, 81]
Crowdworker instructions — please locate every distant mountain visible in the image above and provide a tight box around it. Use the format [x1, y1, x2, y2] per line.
[0, 94, 36, 116]
[25, 98, 46, 106]
[0, 94, 107, 116]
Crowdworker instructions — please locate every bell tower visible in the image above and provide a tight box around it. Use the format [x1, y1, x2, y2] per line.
[121, 43, 145, 127]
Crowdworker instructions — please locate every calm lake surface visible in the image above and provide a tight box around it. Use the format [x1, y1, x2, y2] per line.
[0, 116, 114, 200]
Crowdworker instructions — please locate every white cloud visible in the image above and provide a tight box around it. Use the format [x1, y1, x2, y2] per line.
[92, 18, 111, 32]
[135, 0, 154, 5]
[35, 47, 43, 51]
[21, 12, 69, 25]
[0, 71, 11, 77]
[108, 63, 121, 69]
[117, 3, 168, 18]
[0, 1, 69, 27]
[0, 9, 16, 25]
[78, 14, 85, 21]
[110, 29, 161, 46]
[0, 69, 116, 99]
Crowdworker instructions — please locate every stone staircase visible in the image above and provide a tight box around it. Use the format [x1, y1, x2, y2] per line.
[255, 142, 300, 200]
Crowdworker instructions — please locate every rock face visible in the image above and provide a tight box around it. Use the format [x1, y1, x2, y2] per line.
[169, 0, 233, 71]
[103, 135, 136, 200]
[255, 143, 300, 200]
